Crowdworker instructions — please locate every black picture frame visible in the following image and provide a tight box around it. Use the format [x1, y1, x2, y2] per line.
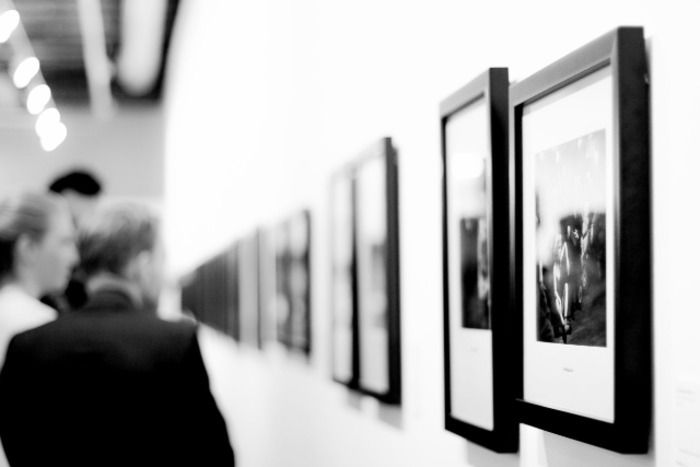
[440, 68, 518, 452]
[511, 27, 650, 453]
[179, 269, 198, 319]
[330, 169, 360, 389]
[180, 252, 235, 337]
[238, 232, 261, 348]
[257, 228, 276, 348]
[224, 245, 241, 341]
[352, 137, 401, 405]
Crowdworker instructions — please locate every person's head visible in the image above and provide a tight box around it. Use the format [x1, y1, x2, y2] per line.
[0, 192, 78, 297]
[48, 169, 102, 227]
[78, 202, 163, 309]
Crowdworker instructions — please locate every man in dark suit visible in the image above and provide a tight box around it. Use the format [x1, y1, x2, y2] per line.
[0, 202, 235, 466]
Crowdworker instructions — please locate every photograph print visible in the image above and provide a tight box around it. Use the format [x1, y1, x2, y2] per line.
[273, 211, 312, 354]
[446, 96, 492, 332]
[287, 211, 312, 353]
[274, 222, 293, 347]
[459, 214, 490, 330]
[535, 129, 606, 347]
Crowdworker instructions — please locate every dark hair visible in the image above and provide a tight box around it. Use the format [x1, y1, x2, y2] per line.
[0, 192, 65, 280]
[48, 170, 102, 196]
[79, 202, 158, 277]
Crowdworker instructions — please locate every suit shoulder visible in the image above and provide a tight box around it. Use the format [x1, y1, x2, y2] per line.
[151, 317, 198, 342]
[6, 317, 61, 351]
[136, 317, 202, 365]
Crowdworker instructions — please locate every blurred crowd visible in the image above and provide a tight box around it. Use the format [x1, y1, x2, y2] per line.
[0, 169, 235, 466]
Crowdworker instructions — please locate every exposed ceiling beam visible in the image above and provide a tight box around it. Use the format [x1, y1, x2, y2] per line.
[76, 0, 113, 117]
[116, 0, 167, 96]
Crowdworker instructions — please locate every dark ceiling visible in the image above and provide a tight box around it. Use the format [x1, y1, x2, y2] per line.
[5, 0, 180, 106]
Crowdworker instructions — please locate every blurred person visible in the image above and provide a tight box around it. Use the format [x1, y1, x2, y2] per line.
[42, 169, 103, 312]
[0, 192, 77, 366]
[0, 192, 77, 467]
[0, 202, 235, 467]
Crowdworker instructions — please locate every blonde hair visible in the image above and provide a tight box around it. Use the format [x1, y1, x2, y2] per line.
[0, 192, 66, 280]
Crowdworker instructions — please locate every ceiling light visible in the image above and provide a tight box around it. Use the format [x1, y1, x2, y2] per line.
[35, 107, 60, 136]
[0, 9, 19, 43]
[35, 108, 67, 151]
[12, 56, 39, 89]
[26, 84, 51, 115]
[39, 121, 67, 152]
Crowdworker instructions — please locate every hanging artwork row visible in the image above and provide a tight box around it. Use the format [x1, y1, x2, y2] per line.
[180, 213, 311, 355]
[179, 24, 650, 457]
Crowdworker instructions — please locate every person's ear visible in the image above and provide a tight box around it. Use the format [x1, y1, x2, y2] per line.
[125, 250, 154, 283]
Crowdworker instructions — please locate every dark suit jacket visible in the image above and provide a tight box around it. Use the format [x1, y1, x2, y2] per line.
[39, 275, 89, 313]
[0, 288, 235, 467]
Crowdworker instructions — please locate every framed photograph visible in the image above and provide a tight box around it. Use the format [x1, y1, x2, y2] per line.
[441, 68, 518, 452]
[225, 242, 241, 341]
[511, 27, 650, 452]
[238, 232, 262, 348]
[257, 228, 276, 347]
[206, 251, 236, 337]
[354, 137, 401, 404]
[273, 210, 312, 354]
[184, 265, 206, 323]
[330, 171, 359, 387]
[179, 269, 199, 320]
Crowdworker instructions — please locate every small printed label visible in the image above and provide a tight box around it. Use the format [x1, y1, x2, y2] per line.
[675, 382, 700, 467]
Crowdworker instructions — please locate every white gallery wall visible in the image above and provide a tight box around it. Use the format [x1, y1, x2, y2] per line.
[164, 1, 700, 466]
